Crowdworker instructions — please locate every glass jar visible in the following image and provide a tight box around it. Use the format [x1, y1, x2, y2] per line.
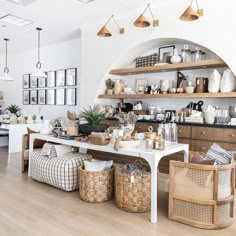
[195, 47, 201, 62]
[201, 51, 206, 61]
[114, 79, 123, 95]
[169, 123, 178, 144]
[189, 48, 195, 62]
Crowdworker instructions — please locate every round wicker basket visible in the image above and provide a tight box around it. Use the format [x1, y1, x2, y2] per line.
[79, 166, 114, 203]
[115, 167, 151, 213]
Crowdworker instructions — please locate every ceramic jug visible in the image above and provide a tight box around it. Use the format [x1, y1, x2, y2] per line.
[171, 49, 182, 64]
[208, 69, 221, 93]
[220, 69, 236, 92]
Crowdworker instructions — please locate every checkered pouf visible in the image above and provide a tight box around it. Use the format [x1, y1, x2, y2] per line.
[31, 151, 92, 191]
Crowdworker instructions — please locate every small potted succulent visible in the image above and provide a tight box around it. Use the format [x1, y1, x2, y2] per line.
[67, 111, 79, 136]
[79, 105, 108, 135]
[105, 78, 115, 95]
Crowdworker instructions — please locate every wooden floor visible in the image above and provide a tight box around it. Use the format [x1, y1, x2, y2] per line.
[0, 147, 235, 236]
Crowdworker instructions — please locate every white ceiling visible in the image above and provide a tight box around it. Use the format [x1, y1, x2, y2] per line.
[0, 0, 160, 53]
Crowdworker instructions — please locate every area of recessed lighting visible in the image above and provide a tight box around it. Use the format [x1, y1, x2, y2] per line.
[0, 14, 33, 27]
[5, 0, 37, 6]
[77, 0, 95, 4]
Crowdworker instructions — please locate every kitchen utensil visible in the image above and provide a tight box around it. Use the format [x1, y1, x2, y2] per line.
[186, 101, 204, 112]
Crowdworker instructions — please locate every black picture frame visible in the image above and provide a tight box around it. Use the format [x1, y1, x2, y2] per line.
[30, 76, 38, 88]
[56, 70, 66, 87]
[23, 90, 30, 105]
[46, 89, 55, 105]
[38, 90, 46, 105]
[158, 45, 175, 63]
[66, 68, 77, 86]
[56, 88, 65, 105]
[66, 88, 76, 106]
[47, 71, 56, 87]
[38, 77, 46, 88]
[30, 90, 37, 105]
[23, 74, 30, 89]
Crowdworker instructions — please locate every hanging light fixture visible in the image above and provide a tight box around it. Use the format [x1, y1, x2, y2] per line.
[133, 4, 159, 28]
[97, 15, 125, 37]
[0, 38, 13, 81]
[179, 0, 203, 21]
[31, 27, 47, 78]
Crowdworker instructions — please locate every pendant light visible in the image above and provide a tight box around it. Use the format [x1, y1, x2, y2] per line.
[0, 38, 13, 81]
[179, 0, 203, 21]
[97, 15, 125, 37]
[31, 27, 47, 78]
[133, 4, 159, 28]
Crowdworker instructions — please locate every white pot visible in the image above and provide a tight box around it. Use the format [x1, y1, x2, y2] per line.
[171, 49, 182, 64]
[208, 69, 221, 93]
[220, 69, 236, 92]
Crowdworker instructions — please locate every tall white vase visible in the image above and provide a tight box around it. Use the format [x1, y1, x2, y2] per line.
[208, 69, 221, 93]
[220, 69, 236, 92]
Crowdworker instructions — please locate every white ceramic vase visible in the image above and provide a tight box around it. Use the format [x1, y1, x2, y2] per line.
[40, 120, 52, 135]
[220, 69, 236, 92]
[208, 69, 221, 93]
[171, 49, 182, 64]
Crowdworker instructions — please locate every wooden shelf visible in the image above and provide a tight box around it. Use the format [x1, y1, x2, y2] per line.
[109, 59, 227, 76]
[98, 92, 236, 99]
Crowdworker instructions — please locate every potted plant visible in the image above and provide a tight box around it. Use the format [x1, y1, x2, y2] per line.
[79, 105, 108, 135]
[67, 111, 79, 136]
[6, 104, 21, 115]
[105, 78, 115, 95]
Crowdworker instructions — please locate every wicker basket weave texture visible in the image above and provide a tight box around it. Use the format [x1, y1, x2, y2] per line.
[79, 166, 114, 203]
[115, 167, 151, 213]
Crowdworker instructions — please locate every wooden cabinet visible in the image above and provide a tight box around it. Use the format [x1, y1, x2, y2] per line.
[178, 125, 191, 138]
[192, 126, 222, 142]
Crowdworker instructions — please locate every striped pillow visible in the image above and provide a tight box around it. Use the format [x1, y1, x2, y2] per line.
[205, 143, 233, 165]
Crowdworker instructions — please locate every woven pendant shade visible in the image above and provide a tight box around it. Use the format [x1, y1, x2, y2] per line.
[133, 14, 150, 27]
[97, 26, 112, 37]
[179, 6, 199, 21]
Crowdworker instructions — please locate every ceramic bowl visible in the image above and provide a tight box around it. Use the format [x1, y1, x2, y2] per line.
[184, 86, 195, 93]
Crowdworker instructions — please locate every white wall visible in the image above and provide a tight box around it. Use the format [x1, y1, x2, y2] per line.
[80, 0, 236, 111]
[0, 38, 81, 119]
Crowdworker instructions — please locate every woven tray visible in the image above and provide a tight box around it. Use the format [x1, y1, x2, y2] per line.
[79, 166, 114, 203]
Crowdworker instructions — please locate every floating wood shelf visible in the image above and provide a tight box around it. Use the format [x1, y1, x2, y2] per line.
[109, 59, 227, 76]
[98, 92, 236, 99]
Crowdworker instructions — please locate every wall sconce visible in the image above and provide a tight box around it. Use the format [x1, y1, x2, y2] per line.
[133, 4, 159, 28]
[179, 0, 203, 21]
[97, 15, 125, 37]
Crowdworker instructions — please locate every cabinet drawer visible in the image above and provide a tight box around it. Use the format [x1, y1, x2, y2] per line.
[222, 129, 236, 143]
[191, 140, 236, 152]
[135, 123, 158, 133]
[179, 138, 191, 145]
[178, 125, 191, 138]
[191, 127, 221, 142]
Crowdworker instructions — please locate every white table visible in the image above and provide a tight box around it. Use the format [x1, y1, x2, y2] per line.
[29, 133, 189, 224]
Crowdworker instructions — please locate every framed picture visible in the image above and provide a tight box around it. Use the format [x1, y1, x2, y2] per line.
[66, 68, 77, 86]
[46, 89, 55, 105]
[23, 90, 30, 105]
[47, 71, 56, 87]
[30, 76, 37, 88]
[38, 77, 46, 88]
[56, 89, 65, 105]
[23, 74, 30, 89]
[135, 79, 148, 94]
[56, 70, 66, 87]
[38, 90, 46, 105]
[158, 45, 175, 63]
[66, 88, 76, 106]
[30, 90, 37, 105]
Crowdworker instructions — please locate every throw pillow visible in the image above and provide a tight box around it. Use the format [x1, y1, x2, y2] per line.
[205, 143, 234, 165]
[84, 160, 106, 172]
[41, 143, 72, 158]
[191, 153, 215, 165]
[27, 128, 46, 149]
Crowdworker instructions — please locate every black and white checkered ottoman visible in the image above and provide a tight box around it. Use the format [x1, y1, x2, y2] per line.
[31, 151, 92, 191]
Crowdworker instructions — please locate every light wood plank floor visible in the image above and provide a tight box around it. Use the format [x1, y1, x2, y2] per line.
[0, 147, 235, 236]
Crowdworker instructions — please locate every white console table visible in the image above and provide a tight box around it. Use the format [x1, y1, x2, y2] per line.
[1, 123, 43, 153]
[29, 133, 189, 224]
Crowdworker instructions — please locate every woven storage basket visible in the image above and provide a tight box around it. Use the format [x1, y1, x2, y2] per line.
[79, 166, 114, 203]
[169, 161, 235, 229]
[88, 135, 110, 145]
[115, 163, 151, 213]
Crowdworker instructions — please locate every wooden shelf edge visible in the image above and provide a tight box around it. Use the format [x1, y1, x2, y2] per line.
[98, 92, 236, 99]
[109, 59, 227, 76]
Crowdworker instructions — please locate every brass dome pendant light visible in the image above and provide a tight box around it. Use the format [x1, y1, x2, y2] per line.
[31, 27, 47, 78]
[0, 38, 13, 81]
[179, 0, 203, 21]
[133, 4, 159, 28]
[97, 15, 125, 37]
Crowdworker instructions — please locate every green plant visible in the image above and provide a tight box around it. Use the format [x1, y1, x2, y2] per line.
[80, 105, 105, 126]
[6, 104, 21, 114]
[105, 78, 115, 89]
